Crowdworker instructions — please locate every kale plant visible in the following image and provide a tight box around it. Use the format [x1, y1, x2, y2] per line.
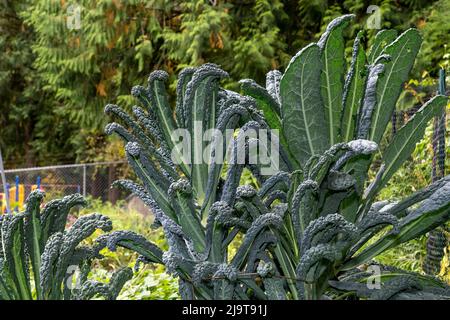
[104, 15, 450, 300]
[0, 191, 132, 300]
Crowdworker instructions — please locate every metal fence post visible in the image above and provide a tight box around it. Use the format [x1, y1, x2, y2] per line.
[82, 164, 87, 197]
[0, 148, 11, 214]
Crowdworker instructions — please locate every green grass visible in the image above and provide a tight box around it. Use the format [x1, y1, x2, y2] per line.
[374, 236, 427, 273]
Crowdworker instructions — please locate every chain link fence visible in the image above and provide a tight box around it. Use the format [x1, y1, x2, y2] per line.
[0, 161, 133, 212]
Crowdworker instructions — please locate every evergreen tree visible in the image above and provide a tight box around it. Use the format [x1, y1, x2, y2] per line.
[0, 0, 446, 166]
[0, 0, 77, 167]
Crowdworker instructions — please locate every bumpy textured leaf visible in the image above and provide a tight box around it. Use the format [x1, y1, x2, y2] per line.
[131, 85, 163, 127]
[40, 232, 63, 299]
[124, 142, 176, 221]
[341, 31, 367, 142]
[331, 268, 450, 300]
[183, 64, 228, 205]
[307, 142, 348, 184]
[369, 29, 422, 144]
[102, 230, 163, 264]
[76, 267, 133, 300]
[327, 171, 356, 191]
[370, 275, 423, 300]
[382, 175, 450, 218]
[2, 213, 31, 299]
[357, 208, 399, 236]
[147, 71, 177, 150]
[212, 264, 238, 300]
[105, 104, 158, 153]
[266, 70, 282, 106]
[297, 243, 340, 282]
[50, 214, 112, 299]
[340, 53, 388, 220]
[0, 258, 15, 299]
[301, 214, 357, 253]
[106, 104, 178, 180]
[318, 14, 354, 145]
[258, 171, 290, 199]
[220, 121, 262, 205]
[356, 61, 387, 139]
[169, 179, 205, 252]
[257, 261, 285, 300]
[240, 78, 281, 131]
[231, 212, 283, 269]
[176, 67, 196, 127]
[280, 43, 328, 168]
[291, 180, 319, 242]
[202, 99, 249, 214]
[23, 190, 45, 299]
[40, 193, 87, 246]
[0, 193, 126, 301]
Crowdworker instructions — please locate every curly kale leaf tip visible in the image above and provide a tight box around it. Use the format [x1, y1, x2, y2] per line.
[347, 139, 378, 154]
[76, 267, 133, 300]
[370, 276, 423, 300]
[301, 214, 358, 253]
[125, 141, 141, 157]
[213, 201, 251, 229]
[297, 243, 342, 283]
[40, 232, 64, 298]
[130, 85, 147, 99]
[168, 179, 193, 197]
[236, 185, 258, 198]
[103, 230, 164, 264]
[24, 189, 45, 205]
[148, 70, 169, 83]
[357, 209, 400, 235]
[256, 260, 275, 278]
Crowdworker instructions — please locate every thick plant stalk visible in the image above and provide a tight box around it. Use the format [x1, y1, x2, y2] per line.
[424, 69, 448, 275]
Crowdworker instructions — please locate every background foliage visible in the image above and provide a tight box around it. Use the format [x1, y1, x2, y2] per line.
[1, 0, 449, 167]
